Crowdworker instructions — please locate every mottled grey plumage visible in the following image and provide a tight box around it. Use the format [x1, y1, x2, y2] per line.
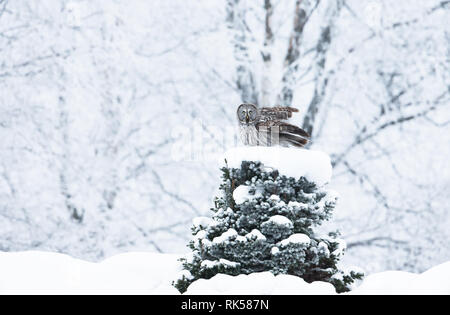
[237, 103, 309, 147]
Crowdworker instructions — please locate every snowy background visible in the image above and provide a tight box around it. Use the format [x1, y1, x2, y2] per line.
[0, 0, 449, 278]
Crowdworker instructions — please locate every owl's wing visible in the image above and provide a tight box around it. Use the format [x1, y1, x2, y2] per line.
[259, 106, 299, 121]
[256, 120, 310, 147]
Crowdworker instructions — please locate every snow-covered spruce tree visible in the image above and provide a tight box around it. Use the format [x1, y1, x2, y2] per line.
[174, 147, 363, 293]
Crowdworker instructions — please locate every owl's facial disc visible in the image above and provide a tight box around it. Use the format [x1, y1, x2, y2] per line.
[237, 104, 257, 125]
[248, 107, 256, 121]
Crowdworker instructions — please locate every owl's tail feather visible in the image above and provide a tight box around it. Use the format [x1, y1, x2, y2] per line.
[279, 124, 310, 138]
[275, 122, 310, 147]
[280, 133, 309, 147]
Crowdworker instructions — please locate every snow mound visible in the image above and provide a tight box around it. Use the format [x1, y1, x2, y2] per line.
[222, 147, 332, 185]
[351, 261, 450, 295]
[185, 271, 336, 295]
[0, 251, 449, 294]
[0, 251, 181, 294]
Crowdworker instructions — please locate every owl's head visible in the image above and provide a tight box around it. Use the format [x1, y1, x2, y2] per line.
[237, 103, 258, 125]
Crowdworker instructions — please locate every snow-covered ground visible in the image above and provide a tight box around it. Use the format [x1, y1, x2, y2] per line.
[0, 251, 180, 294]
[0, 251, 449, 295]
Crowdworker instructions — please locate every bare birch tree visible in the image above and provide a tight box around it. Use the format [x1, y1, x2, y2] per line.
[223, 0, 450, 272]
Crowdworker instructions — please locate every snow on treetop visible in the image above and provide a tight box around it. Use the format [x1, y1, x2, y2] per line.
[222, 146, 332, 185]
[279, 233, 311, 247]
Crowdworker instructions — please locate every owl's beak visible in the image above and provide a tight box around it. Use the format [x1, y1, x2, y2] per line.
[245, 114, 249, 123]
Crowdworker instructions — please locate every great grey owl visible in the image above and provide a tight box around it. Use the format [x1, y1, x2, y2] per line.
[237, 103, 310, 147]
